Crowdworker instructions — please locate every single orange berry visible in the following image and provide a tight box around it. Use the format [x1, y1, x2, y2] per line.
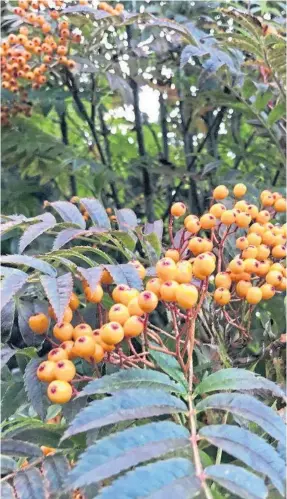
[256, 261, 271, 277]
[213, 185, 229, 200]
[160, 280, 179, 302]
[73, 335, 96, 357]
[138, 290, 158, 313]
[234, 200, 248, 212]
[261, 194, 274, 207]
[123, 316, 144, 338]
[60, 340, 75, 358]
[54, 359, 76, 382]
[215, 272, 232, 289]
[272, 245, 286, 259]
[214, 287, 231, 306]
[175, 283, 198, 309]
[270, 263, 284, 273]
[127, 297, 144, 316]
[37, 361, 55, 382]
[119, 288, 139, 306]
[156, 257, 177, 280]
[146, 278, 162, 297]
[53, 322, 74, 342]
[73, 323, 93, 340]
[247, 233, 262, 247]
[100, 322, 124, 345]
[175, 260, 193, 284]
[249, 223, 265, 236]
[256, 210, 271, 224]
[86, 343, 105, 363]
[266, 270, 283, 287]
[112, 284, 130, 303]
[260, 190, 271, 201]
[221, 210, 236, 226]
[228, 258, 245, 274]
[165, 249, 180, 262]
[28, 313, 49, 334]
[274, 198, 286, 212]
[261, 230, 276, 246]
[185, 218, 201, 234]
[242, 245, 258, 259]
[47, 380, 72, 404]
[209, 203, 226, 219]
[256, 244, 270, 261]
[101, 269, 113, 285]
[188, 237, 206, 256]
[236, 280, 252, 298]
[246, 204, 259, 219]
[246, 287, 262, 304]
[108, 303, 130, 325]
[277, 277, 287, 291]
[235, 212, 251, 228]
[85, 284, 103, 303]
[48, 348, 68, 362]
[260, 283, 275, 300]
[236, 237, 249, 250]
[243, 258, 259, 274]
[69, 292, 80, 311]
[233, 183, 247, 198]
[200, 213, 216, 230]
[170, 202, 186, 217]
[193, 254, 215, 277]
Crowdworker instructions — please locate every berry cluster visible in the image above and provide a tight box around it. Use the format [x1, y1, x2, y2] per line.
[29, 184, 286, 404]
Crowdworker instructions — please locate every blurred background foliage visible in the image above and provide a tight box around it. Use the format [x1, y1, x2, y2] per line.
[1, 0, 286, 221]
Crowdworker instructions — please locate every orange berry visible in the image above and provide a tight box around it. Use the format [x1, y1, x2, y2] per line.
[47, 380, 72, 404]
[221, 210, 236, 226]
[236, 280, 252, 298]
[53, 322, 74, 342]
[57, 45, 68, 56]
[256, 261, 271, 277]
[175, 283, 198, 309]
[272, 192, 282, 201]
[128, 297, 144, 317]
[170, 202, 186, 217]
[228, 258, 245, 274]
[236, 237, 249, 250]
[174, 260, 193, 284]
[54, 359, 76, 382]
[63, 307, 73, 323]
[129, 260, 146, 279]
[235, 212, 251, 228]
[73, 323, 93, 340]
[233, 183, 247, 198]
[230, 271, 251, 282]
[73, 335, 96, 357]
[274, 198, 286, 212]
[256, 244, 270, 261]
[112, 284, 130, 303]
[101, 269, 113, 285]
[41, 446, 55, 456]
[86, 343, 105, 363]
[201, 239, 214, 253]
[242, 245, 258, 259]
[156, 257, 177, 280]
[85, 284, 103, 303]
[272, 244, 286, 259]
[209, 203, 226, 218]
[37, 361, 56, 382]
[249, 223, 265, 236]
[200, 213, 216, 230]
[119, 288, 139, 306]
[160, 280, 179, 302]
[115, 2, 124, 11]
[193, 254, 215, 277]
[246, 287, 262, 305]
[42, 23, 52, 33]
[48, 348, 68, 362]
[273, 234, 286, 246]
[246, 204, 259, 219]
[69, 292, 80, 311]
[243, 258, 259, 274]
[60, 340, 75, 358]
[59, 21, 69, 30]
[214, 287, 230, 306]
[247, 233, 262, 246]
[100, 322, 124, 345]
[165, 249, 180, 262]
[28, 313, 49, 334]
[261, 230, 276, 246]
[138, 290, 158, 313]
[108, 303, 130, 325]
[146, 278, 162, 297]
[123, 316, 144, 338]
[213, 185, 229, 200]
[256, 210, 271, 224]
[185, 218, 201, 234]
[260, 283, 275, 300]
[266, 270, 283, 287]
[270, 263, 284, 273]
[260, 190, 271, 201]
[215, 272, 232, 289]
[277, 277, 287, 291]
[188, 237, 205, 256]
[261, 194, 274, 207]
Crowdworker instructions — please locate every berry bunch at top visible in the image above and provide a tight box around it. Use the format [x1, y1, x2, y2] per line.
[29, 184, 286, 404]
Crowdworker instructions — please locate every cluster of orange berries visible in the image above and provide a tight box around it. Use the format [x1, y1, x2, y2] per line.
[98, 2, 124, 15]
[1, 94, 32, 125]
[70, 196, 115, 223]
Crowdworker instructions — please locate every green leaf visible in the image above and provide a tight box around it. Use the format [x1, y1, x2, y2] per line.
[14, 468, 45, 499]
[105, 263, 143, 290]
[268, 101, 286, 126]
[112, 231, 136, 252]
[194, 368, 285, 399]
[61, 396, 87, 423]
[40, 273, 73, 323]
[19, 213, 56, 254]
[1, 439, 42, 458]
[24, 358, 48, 421]
[196, 393, 285, 444]
[78, 368, 186, 398]
[1, 345, 16, 369]
[1, 481, 16, 499]
[62, 389, 187, 440]
[1, 455, 17, 473]
[1, 255, 56, 277]
[115, 208, 138, 231]
[1, 382, 27, 421]
[1, 299, 16, 342]
[52, 228, 86, 250]
[97, 458, 200, 499]
[80, 198, 111, 229]
[205, 464, 268, 499]
[77, 266, 103, 293]
[49, 201, 85, 229]
[1, 270, 29, 311]
[143, 233, 162, 264]
[149, 349, 188, 389]
[17, 301, 45, 347]
[42, 454, 71, 498]
[6, 425, 63, 448]
[254, 91, 273, 112]
[199, 425, 285, 495]
[68, 421, 189, 489]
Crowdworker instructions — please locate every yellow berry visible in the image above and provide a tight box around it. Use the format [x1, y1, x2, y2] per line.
[160, 280, 179, 302]
[193, 254, 215, 277]
[260, 283, 275, 300]
[272, 244, 286, 259]
[165, 249, 180, 262]
[73, 323, 93, 340]
[233, 183, 247, 197]
[175, 283, 198, 309]
[213, 185, 229, 200]
[108, 303, 130, 325]
[85, 284, 103, 303]
[138, 290, 158, 312]
[242, 245, 258, 259]
[235, 212, 251, 228]
[274, 198, 286, 212]
[246, 287, 262, 304]
[236, 280, 252, 298]
[209, 203, 226, 218]
[221, 210, 236, 226]
[175, 260, 193, 284]
[128, 297, 144, 316]
[215, 272, 232, 289]
[54, 359, 76, 382]
[53, 322, 74, 342]
[247, 233, 262, 247]
[47, 380, 72, 404]
[228, 258, 245, 274]
[73, 335, 97, 356]
[214, 287, 230, 305]
[48, 348, 68, 362]
[266, 270, 283, 287]
[28, 313, 49, 334]
[37, 361, 55, 382]
[123, 316, 144, 338]
[146, 278, 162, 297]
[100, 322, 124, 345]
[69, 292, 80, 311]
[170, 202, 186, 217]
[200, 213, 216, 230]
[156, 257, 177, 280]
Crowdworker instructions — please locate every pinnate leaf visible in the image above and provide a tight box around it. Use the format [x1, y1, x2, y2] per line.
[68, 421, 189, 489]
[40, 273, 73, 323]
[42, 454, 71, 498]
[1, 481, 16, 499]
[19, 213, 56, 253]
[80, 198, 111, 229]
[194, 368, 286, 399]
[105, 263, 143, 290]
[78, 368, 185, 397]
[77, 266, 103, 293]
[205, 464, 268, 499]
[1, 455, 17, 473]
[1, 345, 16, 369]
[63, 389, 187, 440]
[149, 348, 188, 389]
[199, 425, 286, 495]
[196, 393, 285, 444]
[1, 270, 28, 311]
[49, 201, 85, 228]
[1, 255, 56, 277]
[115, 208, 138, 231]
[24, 358, 48, 421]
[52, 228, 85, 250]
[1, 439, 42, 458]
[1, 299, 16, 342]
[97, 458, 200, 499]
[14, 468, 45, 499]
